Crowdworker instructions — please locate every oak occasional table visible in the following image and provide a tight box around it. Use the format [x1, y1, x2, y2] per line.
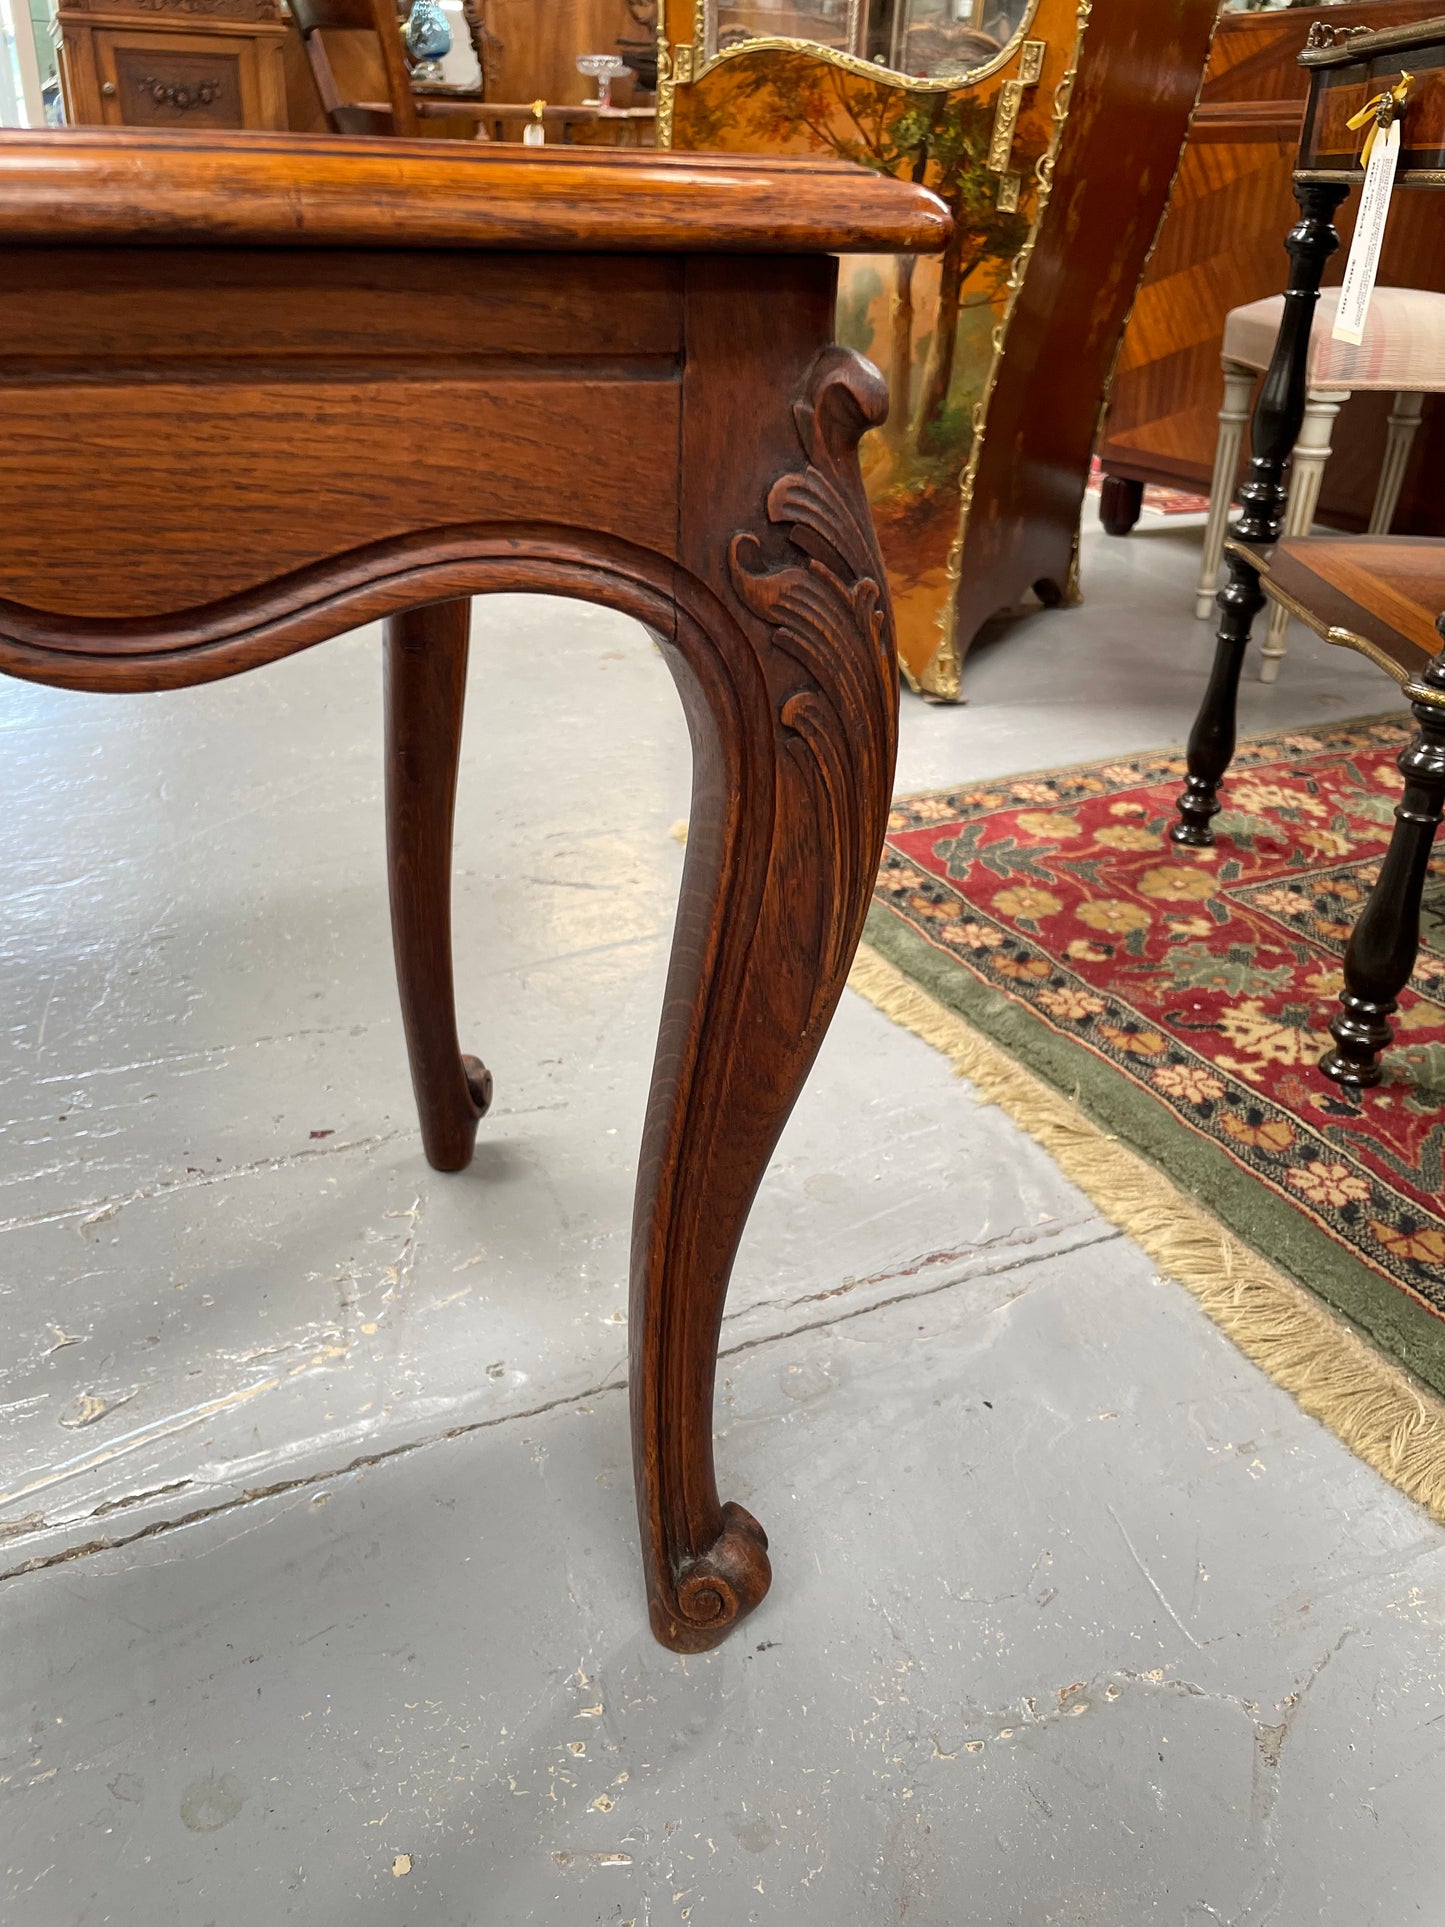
[0, 130, 948, 1650]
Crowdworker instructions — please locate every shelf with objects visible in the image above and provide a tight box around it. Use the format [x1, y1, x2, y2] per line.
[285, 0, 656, 142]
[658, 0, 1218, 698]
[456, 0, 657, 143]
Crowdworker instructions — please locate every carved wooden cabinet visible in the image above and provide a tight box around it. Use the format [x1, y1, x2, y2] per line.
[55, 0, 289, 129]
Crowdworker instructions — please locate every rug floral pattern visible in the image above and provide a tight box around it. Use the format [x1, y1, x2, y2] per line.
[874, 717, 1445, 1329]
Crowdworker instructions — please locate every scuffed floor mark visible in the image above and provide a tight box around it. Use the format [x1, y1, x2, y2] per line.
[718, 1230, 1117, 1364]
[0, 1371, 628, 1585]
[379, 1193, 426, 1315]
[92, 1478, 192, 1519]
[179, 1772, 245, 1833]
[0, 1377, 285, 1511]
[0, 1130, 404, 1239]
[1106, 1502, 1203, 1650]
[1250, 1624, 1357, 1830]
[0, 1508, 45, 1541]
[58, 1389, 138, 1430]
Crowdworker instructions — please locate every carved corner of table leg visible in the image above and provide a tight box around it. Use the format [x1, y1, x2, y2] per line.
[725, 344, 900, 1024]
[658, 1503, 773, 1654]
[730, 346, 892, 601]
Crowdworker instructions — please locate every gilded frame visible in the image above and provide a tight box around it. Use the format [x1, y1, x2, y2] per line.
[656, 0, 1044, 139]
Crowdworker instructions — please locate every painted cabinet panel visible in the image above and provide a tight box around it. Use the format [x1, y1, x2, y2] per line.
[661, 0, 1217, 697]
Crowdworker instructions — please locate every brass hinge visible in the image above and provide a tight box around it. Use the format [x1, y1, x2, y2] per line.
[987, 80, 1023, 173]
[988, 40, 1047, 175]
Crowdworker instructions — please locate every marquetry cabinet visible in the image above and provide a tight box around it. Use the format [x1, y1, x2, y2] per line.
[54, 0, 289, 130]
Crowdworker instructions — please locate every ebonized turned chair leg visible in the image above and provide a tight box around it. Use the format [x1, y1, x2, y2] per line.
[1321, 656, 1445, 1089]
[384, 597, 491, 1172]
[1171, 560, 1265, 846]
[1171, 178, 1348, 849]
[630, 348, 898, 1652]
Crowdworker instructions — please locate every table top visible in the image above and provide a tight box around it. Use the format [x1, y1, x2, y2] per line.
[1234, 534, 1445, 693]
[1299, 13, 1445, 68]
[0, 129, 950, 255]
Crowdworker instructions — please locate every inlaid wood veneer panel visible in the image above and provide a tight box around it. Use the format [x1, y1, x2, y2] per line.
[1289, 539, 1445, 659]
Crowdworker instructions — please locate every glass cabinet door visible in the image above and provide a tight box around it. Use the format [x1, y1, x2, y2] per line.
[706, 0, 1037, 80]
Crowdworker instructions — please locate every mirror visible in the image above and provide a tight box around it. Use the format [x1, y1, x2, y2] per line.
[705, 0, 1037, 82]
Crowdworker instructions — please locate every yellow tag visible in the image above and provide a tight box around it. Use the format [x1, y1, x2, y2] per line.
[1346, 70, 1412, 167]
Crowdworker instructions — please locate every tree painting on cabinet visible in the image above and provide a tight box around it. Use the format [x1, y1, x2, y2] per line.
[664, 4, 1072, 693]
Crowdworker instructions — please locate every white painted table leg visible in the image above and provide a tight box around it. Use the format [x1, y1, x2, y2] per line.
[1368, 390, 1424, 534]
[1196, 358, 1256, 619]
[1260, 387, 1342, 684]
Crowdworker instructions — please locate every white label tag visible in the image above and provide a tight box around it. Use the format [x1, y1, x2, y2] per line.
[1333, 119, 1401, 345]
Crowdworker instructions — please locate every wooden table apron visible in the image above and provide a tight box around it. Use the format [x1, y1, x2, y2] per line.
[0, 231, 906, 1651]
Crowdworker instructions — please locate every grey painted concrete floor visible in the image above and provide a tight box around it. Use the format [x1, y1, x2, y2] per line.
[2, 503, 1441, 1926]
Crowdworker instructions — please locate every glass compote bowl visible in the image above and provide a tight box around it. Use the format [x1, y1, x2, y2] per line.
[576, 52, 629, 109]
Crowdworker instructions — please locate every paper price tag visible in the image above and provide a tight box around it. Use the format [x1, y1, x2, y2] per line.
[1332, 118, 1401, 346]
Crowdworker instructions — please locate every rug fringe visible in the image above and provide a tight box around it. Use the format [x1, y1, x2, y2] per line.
[848, 942, 1445, 1524]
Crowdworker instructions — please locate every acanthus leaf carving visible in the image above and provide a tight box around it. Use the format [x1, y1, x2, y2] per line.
[727, 347, 898, 1020]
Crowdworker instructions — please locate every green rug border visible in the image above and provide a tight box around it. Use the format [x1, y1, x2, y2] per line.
[864, 900, 1445, 1399]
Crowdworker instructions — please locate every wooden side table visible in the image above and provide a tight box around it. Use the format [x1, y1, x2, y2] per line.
[0, 131, 947, 1651]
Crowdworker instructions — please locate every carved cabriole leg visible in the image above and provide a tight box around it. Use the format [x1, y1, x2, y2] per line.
[1321, 647, 1445, 1090]
[1172, 181, 1349, 850]
[384, 597, 491, 1173]
[631, 260, 898, 1652]
[1195, 359, 1256, 621]
[1259, 387, 1342, 684]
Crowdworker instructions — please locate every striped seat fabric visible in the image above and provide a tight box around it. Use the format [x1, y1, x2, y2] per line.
[1222, 286, 1445, 392]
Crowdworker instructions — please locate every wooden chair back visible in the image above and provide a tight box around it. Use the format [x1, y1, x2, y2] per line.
[290, 0, 420, 137]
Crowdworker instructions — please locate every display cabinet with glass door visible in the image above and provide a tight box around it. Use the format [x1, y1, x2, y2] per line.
[702, 1, 1031, 72]
[659, 0, 1218, 698]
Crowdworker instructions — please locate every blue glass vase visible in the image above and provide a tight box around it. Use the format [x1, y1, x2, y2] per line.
[404, 0, 452, 75]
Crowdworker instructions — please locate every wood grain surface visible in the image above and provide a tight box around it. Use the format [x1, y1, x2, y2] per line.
[0, 128, 951, 252]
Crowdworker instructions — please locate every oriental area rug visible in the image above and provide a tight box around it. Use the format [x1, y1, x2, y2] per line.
[852, 713, 1445, 1520]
